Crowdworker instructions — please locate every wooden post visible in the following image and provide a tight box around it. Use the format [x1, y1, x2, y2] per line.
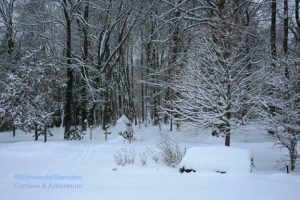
[104, 129, 111, 141]
[286, 165, 289, 174]
[104, 126, 108, 141]
[89, 125, 93, 140]
[104, 125, 110, 141]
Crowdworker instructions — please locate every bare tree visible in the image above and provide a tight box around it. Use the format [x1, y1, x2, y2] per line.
[0, 0, 15, 54]
[166, 0, 266, 146]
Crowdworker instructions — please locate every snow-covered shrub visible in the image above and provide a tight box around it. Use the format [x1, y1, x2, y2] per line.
[145, 147, 160, 164]
[139, 152, 148, 166]
[114, 148, 136, 166]
[68, 128, 83, 140]
[119, 128, 134, 143]
[115, 115, 134, 143]
[179, 146, 253, 174]
[157, 134, 183, 167]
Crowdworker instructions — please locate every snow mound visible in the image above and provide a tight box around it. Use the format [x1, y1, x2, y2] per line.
[117, 115, 130, 124]
[180, 146, 252, 174]
[109, 115, 131, 133]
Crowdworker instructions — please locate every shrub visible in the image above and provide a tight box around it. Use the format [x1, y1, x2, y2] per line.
[117, 119, 134, 143]
[157, 134, 183, 167]
[119, 130, 134, 143]
[114, 148, 136, 166]
[145, 147, 160, 164]
[139, 152, 148, 166]
[68, 127, 83, 140]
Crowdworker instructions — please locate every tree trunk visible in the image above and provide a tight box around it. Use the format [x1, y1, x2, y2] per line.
[290, 139, 297, 171]
[271, 0, 277, 61]
[64, 65, 73, 139]
[12, 125, 16, 137]
[88, 103, 95, 128]
[269, 0, 277, 114]
[224, 123, 231, 147]
[225, 67, 231, 147]
[44, 126, 47, 143]
[7, 17, 14, 54]
[60, 104, 64, 128]
[63, 0, 73, 140]
[102, 84, 111, 130]
[141, 50, 145, 122]
[296, 0, 300, 28]
[283, 0, 288, 56]
[225, 98, 231, 147]
[81, 0, 90, 133]
[81, 79, 88, 132]
[34, 125, 38, 141]
[165, 0, 181, 124]
[283, 0, 290, 79]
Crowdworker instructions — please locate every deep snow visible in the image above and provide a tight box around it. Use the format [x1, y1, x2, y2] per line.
[0, 123, 299, 200]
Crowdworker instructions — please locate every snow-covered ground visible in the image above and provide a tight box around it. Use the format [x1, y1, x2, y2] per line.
[0, 123, 299, 200]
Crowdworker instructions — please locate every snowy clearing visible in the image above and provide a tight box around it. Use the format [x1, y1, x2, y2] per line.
[0, 124, 299, 200]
